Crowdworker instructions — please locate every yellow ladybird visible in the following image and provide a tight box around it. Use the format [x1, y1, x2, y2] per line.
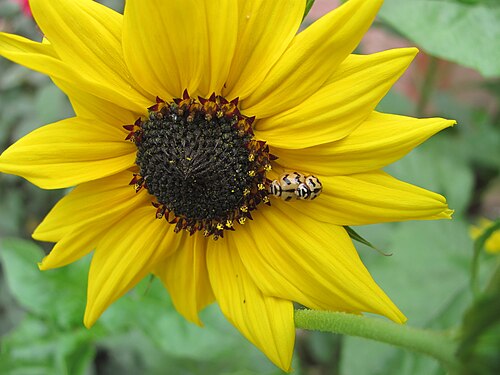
[269, 172, 322, 201]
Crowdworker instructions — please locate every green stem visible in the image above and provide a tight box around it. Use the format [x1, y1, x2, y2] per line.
[416, 56, 439, 116]
[295, 310, 458, 371]
[471, 220, 500, 296]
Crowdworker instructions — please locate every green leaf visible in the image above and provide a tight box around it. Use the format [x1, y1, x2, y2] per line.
[96, 279, 284, 374]
[0, 238, 88, 328]
[0, 316, 95, 375]
[433, 94, 500, 170]
[385, 135, 474, 217]
[379, 0, 500, 77]
[0, 187, 23, 235]
[342, 219, 474, 375]
[458, 265, 500, 375]
[345, 226, 391, 256]
[303, 0, 316, 20]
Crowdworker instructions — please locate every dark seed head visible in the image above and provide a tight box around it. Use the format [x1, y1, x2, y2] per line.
[128, 93, 273, 238]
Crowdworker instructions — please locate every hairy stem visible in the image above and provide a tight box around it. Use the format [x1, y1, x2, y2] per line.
[295, 310, 458, 370]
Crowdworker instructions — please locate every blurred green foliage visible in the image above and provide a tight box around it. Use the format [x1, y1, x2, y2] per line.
[0, 239, 285, 375]
[379, 0, 500, 77]
[0, 0, 499, 374]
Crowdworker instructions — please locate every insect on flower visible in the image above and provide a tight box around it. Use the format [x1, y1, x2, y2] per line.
[268, 172, 323, 201]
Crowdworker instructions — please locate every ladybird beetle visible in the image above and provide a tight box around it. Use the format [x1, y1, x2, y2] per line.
[269, 172, 322, 201]
[278, 172, 305, 201]
[295, 182, 312, 199]
[303, 175, 322, 200]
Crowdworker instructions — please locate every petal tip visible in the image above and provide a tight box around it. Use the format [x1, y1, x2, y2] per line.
[394, 311, 408, 324]
[31, 228, 44, 241]
[282, 363, 293, 373]
[37, 261, 47, 271]
[444, 208, 454, 219]
[392, 46, 419, 58]
[37, 255, 57, 271]
[84, 297, 100, 329]
[38, 252, 60, 271]
[407, 47, 419, 57]
[431, 118, 457, 134]
[397, 47, 419, 67]
[83, 310, 97, 329]
[184, 314, 203, 327]
[380, 301, 407, 324]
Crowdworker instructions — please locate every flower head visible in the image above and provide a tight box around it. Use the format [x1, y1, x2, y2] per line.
[0, 0, 454, 370]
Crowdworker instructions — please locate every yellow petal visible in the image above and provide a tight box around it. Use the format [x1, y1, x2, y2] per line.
[153, 233, 214, 326]
[274, 112, 456, 175]
[0, 32, 79, 81]
[37, 183, 150, 270]
[256, 48, 418, 148]
[207, 238, 295, 372]
[242, 0, 383, 118]
[38, 225, 103, 271]
[0, 33, 147, 113]
[29, 0, 153, 108]
[33, 171, 149, 242]
[224, 0, 304, 100]
[234, 203, 405, 323]
[0, 31, 59, 57]
[54, 78, 139, 126]
[285, 170, 452, 226]
[123, 0, 214, 98]
[0, 117, 136, 189]
[84, 205, 177, 328]
[197, 1, 238, 96]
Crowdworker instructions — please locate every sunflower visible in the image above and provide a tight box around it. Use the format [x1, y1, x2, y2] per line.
[0, 0, 454, 370]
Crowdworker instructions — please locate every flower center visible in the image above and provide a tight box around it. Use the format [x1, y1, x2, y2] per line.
[124, 91, 274, 239]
